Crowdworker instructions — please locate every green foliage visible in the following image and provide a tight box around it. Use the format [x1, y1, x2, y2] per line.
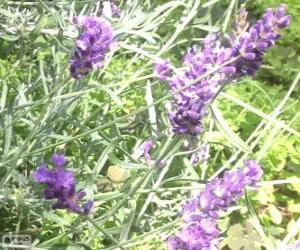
[0, 0, 299, 249]
[218, 78, 300, 241]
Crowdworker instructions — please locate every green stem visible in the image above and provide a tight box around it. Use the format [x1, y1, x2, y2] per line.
[86, 216, 125, 250]
[0, 56, 239, 169]
[106, 218, 181, 250]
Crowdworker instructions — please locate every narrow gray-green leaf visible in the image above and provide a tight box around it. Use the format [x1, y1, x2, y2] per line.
[211, 103, 251, 153]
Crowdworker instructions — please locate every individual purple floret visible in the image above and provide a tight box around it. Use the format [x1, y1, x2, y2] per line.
[155, 5, 290, 136]
[70, 16, 114, 79]
[167, 236, 187, 250]
[191, 145, 210, 166]
[111, 1, 122, 17]
[51, 153, 67, 168]
[167, 160, 263, 250]
[243, 159, 263, 185]
[83, 200, 94, 215]
[154, 60, 172, 81]
[33, 153, 93, 214]
[143, 140, 153, 165]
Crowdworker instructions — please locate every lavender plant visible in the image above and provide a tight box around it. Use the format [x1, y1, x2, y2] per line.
[0, 1, 299, 250]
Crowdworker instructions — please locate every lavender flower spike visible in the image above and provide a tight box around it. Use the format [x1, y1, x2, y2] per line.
[33, 153, 93, 214]
[167, 160, 263, 250]
[70, 16, 114, 79]
[232, 4, 291, 76]
[154, 5, 290, 137]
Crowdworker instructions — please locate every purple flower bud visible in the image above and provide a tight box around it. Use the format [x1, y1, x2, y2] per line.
[232, 5, 290, 77]
[181, 199, 199, 222]
[238, 8, 247, 19]
[220, 66, 236, 74]
[183, 45, 198, 65]
[203, 33, 217, 47]
[249, 28, 259, 40]
[111, 2, 122, 17]
[262, 8, 274, 26]
[33, 163, 52, 183]
[199, 190, 215, 211]
[277, 15, 291, 29]
[83, 200, 94, 214]
[244, 53, 256, 60]
[256, 42, 269, 51]
[275, 4, 287, 19]
[77, 191, 86, 200]
[191, 145, 210, 166]
[235, 8, 249, 34]
[52, 153, 67, 168]
[244, 160, 263, 185]
[143, 140, 153, 165]
[167, 236, 186, 250]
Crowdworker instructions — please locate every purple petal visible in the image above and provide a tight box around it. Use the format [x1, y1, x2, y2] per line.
[83, 200, 94, 214]
[33, 164, 52, 183]
[143, 140, 153, 165]
[52, 153, 67, 168]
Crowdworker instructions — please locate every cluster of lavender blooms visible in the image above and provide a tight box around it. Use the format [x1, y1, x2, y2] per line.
[167, 160, 263, 250]
[70, 16, 114, 79]
[154, 5, 291, 136]
[33, 153, 93, 214]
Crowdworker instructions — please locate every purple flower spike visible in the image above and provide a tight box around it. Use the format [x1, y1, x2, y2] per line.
[33, 153, 93, 214]
[232, 4, 291, 77]
[155, 35, 232, 136]
[154, 5, 290, 137]
[167, 160, 263, 249]
[70, 16, 114, 79]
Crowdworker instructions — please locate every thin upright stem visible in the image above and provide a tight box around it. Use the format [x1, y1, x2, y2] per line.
[86, 216, 126, 250]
